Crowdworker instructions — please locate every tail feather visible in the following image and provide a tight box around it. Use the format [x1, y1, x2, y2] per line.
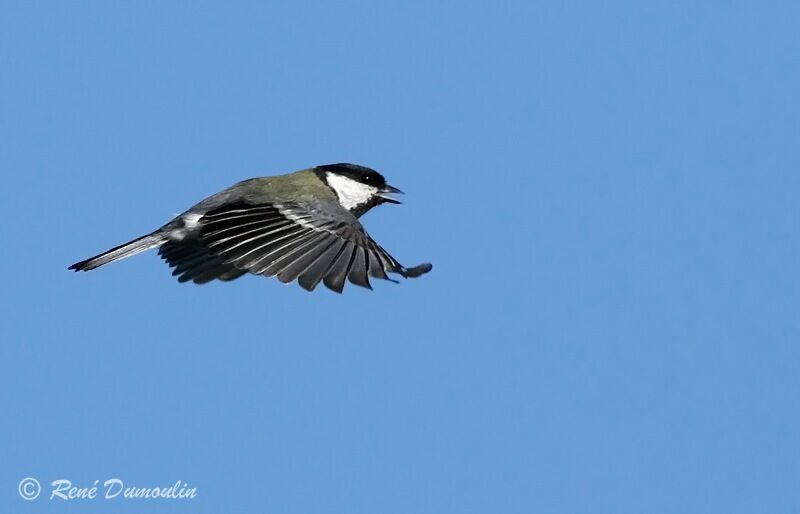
[69, 233, 166, 272]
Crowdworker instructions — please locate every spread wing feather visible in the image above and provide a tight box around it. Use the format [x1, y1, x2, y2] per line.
[183, 202, 431, 291]
[158, 238, 247, 284]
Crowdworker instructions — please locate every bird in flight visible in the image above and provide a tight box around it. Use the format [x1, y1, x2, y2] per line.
[69, 163, 432, 292]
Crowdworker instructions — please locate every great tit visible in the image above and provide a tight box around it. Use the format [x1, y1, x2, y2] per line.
[69, 163, 432, 292]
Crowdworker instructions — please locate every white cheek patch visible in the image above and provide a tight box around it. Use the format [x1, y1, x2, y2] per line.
[326, 172, 377, 210]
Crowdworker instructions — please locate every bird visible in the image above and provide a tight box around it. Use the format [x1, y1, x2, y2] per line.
[68, 163, 432, 292]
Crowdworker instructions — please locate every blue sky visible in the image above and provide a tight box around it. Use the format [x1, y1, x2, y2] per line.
[1, 1, 798, 513]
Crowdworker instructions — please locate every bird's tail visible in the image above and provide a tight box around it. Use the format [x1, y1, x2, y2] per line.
[69, 232, 166, 272]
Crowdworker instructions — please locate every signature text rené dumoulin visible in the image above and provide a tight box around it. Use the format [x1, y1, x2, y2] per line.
[50, 479, 197, 500]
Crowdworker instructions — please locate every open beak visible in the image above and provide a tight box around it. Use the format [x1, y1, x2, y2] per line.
[377, 184, 404, 204]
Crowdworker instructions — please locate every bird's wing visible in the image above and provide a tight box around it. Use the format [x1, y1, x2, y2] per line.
[196, 202, 432, 292]
[158, 237, 247, 284]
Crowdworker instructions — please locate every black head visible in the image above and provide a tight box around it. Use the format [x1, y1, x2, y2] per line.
[315, 163, 388, 189]
[314, 163, 403, 217]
